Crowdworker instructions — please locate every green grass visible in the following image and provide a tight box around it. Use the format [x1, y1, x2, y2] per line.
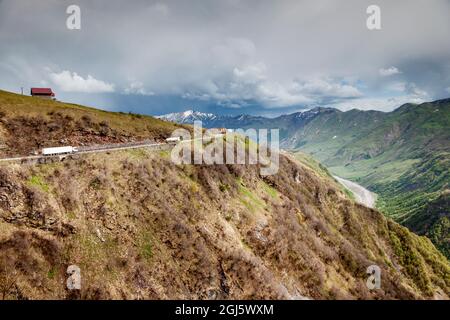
[342, 188, 356, 201]
[47, 268, 56, 279]
[293, 152, 333, 179]
[0, 89, 183, 139]
[27, 175, 50, 192]
[238, 180, 266, 212]
[140, 232, 154, 261]
[159, 150, 170, 158]
[261, 182, 278, 199]
[388, 223, 434, 295]
[127, 148, 148, 159]
[328, 155, 420, 186]
[331, 152, 450, 259]
[67, 211, 77, 220]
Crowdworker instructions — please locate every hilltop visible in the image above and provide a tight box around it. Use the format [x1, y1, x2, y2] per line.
[0, 90, 448, 299]
[0, 90, 184, 157]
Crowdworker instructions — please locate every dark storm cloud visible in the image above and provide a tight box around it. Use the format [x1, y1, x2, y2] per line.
[0, 0, 449, 115]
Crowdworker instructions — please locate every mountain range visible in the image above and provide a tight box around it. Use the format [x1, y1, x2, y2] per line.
[156, 110, 220, 124]
[158, 99, 450, 258]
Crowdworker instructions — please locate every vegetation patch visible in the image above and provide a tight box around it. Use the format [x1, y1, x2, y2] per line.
[261, 181, 278, 199]
[238, 182, 265, 212]
[139, 232, 154, 261]
[27, 175, 50, 193]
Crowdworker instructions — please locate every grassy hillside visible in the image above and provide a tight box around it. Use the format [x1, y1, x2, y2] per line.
[293, 100, 449, 164]
[0, 91, 448, 299]
[0, 90, 184, 157]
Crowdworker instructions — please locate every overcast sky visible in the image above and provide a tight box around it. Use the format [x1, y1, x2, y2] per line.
[1, 0, 449, 116]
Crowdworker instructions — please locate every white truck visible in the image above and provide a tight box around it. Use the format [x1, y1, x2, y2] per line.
[42, 146, 78, 156]
[165, 137, 181, 143]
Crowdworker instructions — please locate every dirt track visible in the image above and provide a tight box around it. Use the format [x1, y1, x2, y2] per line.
[333, 176, 377, 208]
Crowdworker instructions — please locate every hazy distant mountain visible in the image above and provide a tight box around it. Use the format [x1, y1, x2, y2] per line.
[157, 109, 273, 129]
[156, 108, 329, 134]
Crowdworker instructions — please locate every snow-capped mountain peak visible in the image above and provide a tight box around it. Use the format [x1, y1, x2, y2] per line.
[156, 109, 218, 124]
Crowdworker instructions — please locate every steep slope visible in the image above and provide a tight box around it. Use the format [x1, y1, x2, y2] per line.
[0, 148, 449, 299]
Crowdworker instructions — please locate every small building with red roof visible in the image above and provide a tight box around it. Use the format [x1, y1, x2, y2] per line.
[30, 88, 55, 100]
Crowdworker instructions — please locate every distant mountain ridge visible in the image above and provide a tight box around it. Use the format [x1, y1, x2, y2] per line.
[156, 107, 332, 133]
[156, 110, 220, 124]
[156, 109, 266, 128]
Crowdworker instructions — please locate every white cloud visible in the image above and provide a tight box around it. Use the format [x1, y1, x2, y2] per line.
[291, 78, 362, 100]
[182, 62, 313, 107]
[233, 63, 267, 83]
[379, 67, 401, 77]
[387, 81, 407, 92]
[150, 3, 169, 17]
[256, 81, 312, 107]
[405, 83, 428, 98]
[182, 62, 362, 108]
[446, 87, 450, 93]
[49, 70, 115, 93]
[332, 96, 425, 112]
[124, 81, 154, 96]
[332, 83, 428, 112]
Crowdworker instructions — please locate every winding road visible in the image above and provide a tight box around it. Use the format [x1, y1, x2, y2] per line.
[333, 176, 377, 208]
[1, 141, 377, 211]
[0, 136, 214, 163]
[0, 141, 169, 163]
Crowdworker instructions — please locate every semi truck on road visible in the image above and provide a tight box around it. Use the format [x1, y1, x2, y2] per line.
[165, 137, 181, 143]
[42, 146, 78, 156]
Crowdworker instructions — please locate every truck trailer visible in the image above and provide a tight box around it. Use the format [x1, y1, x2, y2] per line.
[165, 137, 181, 143]
[42, 146, 78, 156]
